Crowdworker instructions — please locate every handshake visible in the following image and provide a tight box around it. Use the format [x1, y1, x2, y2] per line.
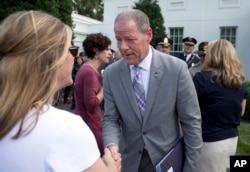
[101, 145, 121, 172]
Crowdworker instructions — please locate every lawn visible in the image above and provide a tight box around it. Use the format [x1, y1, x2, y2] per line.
[236, 119, 250, 155]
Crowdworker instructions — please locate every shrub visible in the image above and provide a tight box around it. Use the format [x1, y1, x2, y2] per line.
[243, 81, 250, 120]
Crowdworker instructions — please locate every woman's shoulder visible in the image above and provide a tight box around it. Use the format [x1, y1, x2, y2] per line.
[193, 70, 212, 89]
[38, 105, 100, 171]
[194, 70, 212, 79]
[38, 105, 97, 149]
[75, 64, 98, 79]
[42, 105, 82, 122]
[37, 105, 86, 133]
[78, 64, 96, 73]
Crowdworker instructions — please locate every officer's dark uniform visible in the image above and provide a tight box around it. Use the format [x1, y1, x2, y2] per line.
[178, 37, 200, 68]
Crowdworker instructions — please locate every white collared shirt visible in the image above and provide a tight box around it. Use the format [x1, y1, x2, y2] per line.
[185, 54, 191, 62]
[130, 46, 152, 98]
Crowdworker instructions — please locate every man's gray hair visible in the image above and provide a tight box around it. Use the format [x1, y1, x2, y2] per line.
[114, 9, 150, 33]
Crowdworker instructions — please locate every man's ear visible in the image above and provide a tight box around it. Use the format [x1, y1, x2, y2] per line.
[146, 27, 153, 43]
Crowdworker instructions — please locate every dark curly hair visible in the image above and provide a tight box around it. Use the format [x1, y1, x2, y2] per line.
[83, 33, 111, 59]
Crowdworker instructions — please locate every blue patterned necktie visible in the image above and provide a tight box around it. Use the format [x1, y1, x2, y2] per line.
[133, 66, 146, 117]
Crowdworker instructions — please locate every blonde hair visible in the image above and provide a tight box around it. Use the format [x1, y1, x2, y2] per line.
[202, 39, 245, 88]
[0, 11, 72, 139]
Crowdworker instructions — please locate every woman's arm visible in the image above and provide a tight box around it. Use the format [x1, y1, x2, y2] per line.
[83, 148, 121, 172]
[241, 99, 247, 116]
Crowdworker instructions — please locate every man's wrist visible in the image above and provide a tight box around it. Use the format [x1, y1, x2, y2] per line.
[107, 143, 119, 151]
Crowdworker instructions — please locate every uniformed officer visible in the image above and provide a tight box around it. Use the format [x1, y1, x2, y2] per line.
[189, 41, 208, 77]
[155, 36, 173, 54]
[178, 37, 200, 68]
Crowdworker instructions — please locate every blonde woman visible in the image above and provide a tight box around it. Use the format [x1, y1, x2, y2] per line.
[0, 11, 120, 172]
[193, 39, 247, 172]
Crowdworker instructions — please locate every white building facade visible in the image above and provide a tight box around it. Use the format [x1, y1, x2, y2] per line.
[71, 12, 102, 53]
[72, 0, 250, 79]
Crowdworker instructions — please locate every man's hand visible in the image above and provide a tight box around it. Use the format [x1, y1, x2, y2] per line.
[107, 144, 121, 169]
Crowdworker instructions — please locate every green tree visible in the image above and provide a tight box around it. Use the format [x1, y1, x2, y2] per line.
[73, 0, 103, 21]
[133, 0, 166, 46]
[0, 0, 73, 28]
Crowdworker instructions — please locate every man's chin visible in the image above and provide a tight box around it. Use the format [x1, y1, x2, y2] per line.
[124, 59, 136, 65]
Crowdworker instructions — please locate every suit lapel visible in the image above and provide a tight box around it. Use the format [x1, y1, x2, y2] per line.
[143, 50, 163, 124]
[178, 53, 185, 61]
[187, 54, 200, 68]
[187, 54, 194, 67]
[120, 63, 142, 122]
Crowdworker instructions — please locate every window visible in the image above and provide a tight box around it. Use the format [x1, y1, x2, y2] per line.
[170, 27, 184, 56]
[167, 0, 186, 10]
[219, 0, 240, 8]
[220, 27, 237, 47]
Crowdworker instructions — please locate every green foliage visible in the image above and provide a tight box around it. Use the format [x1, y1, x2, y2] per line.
[0, 0, 75, 44]
[243, 81, 250, 120]
[133, 0, 166, 46]
[236, 120, 250, 155]
[224, 82, 250, 155]
[0, 0, 73, 28]
[73, 0, 103, 21]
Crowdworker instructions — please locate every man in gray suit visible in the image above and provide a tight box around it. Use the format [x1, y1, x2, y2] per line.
[102, 9, 202, 172]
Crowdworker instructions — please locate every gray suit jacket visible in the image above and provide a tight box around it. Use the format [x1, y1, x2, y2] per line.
[102, 48, 202, 172]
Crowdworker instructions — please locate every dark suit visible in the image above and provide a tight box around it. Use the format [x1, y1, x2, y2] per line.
[178, 53, 200, 68]
[102, 48, 202, 172]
